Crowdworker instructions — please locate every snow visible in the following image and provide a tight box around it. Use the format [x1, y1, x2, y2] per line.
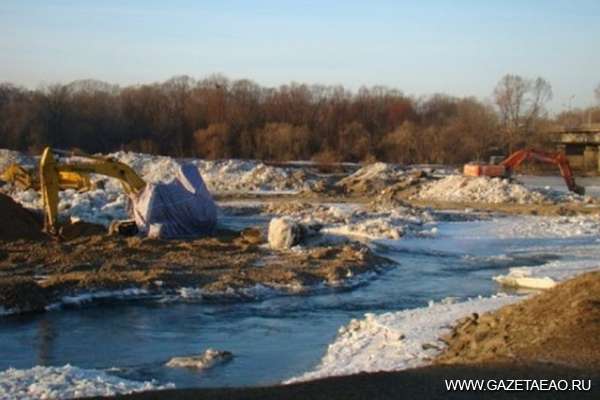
[0, 149, 35, 171]
[110, 151, 308, 194]
[415, 175, 549, 204]
[286, 294, 519, 383]
[264, 202, 436, 241]
[0, 365, 174, 400]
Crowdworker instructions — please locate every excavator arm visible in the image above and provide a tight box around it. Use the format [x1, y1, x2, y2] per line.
[40, 147, 146, 234]
[500, 149, 584, 195]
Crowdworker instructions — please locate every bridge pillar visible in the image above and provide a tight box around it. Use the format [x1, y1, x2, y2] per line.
[584, 145, 598, 172]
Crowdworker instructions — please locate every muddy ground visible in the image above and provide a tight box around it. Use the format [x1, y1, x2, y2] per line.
[0, 191, 389, 313]
[0, 230, 386, 313]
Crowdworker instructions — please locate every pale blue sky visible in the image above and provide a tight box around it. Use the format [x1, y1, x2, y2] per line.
[1, 0, 599, 111]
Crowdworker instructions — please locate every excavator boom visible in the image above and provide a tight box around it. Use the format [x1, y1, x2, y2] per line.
[500, 149, 584, 195]
[464, 148, 584, 195]
[40, 147, 146, 234]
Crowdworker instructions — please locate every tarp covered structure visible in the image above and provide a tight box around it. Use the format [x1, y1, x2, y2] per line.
[132, 163, 217, 239]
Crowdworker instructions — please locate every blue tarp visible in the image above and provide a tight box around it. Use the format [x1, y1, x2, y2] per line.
[132, 164, 217, 239]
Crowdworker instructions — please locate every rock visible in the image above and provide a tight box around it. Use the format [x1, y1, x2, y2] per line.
[166, 348, 233, 370]
[268, 217, 304, 249]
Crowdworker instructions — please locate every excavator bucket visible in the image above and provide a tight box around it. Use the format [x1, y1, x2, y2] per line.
[574, 184, 586, 196]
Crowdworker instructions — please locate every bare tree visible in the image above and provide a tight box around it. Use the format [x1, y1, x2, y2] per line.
[493, 74, 552, 152]
[595, 83, 600, 104]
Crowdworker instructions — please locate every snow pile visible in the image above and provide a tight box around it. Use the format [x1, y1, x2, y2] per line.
[414, 175, 547, 204]
[199, 160, 304, 193]
[287, 294, 519, 383]
[265, 202, 436, 241]
[0, 149, 36, 172]
[0, 364, 174, 399]
[111, 151, 307, 194]
[321, 208, 436, 241]
[10, 188, 129, 226]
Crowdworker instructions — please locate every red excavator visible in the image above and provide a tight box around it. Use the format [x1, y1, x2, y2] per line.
[464, 149, 585, 195]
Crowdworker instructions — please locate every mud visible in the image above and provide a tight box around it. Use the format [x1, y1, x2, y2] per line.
[436, 271, 600, 371]
[0, 228, 387, 314]
[0, 193, 46, 241]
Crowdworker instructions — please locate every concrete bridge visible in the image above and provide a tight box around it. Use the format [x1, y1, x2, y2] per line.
[553, 124, 600, 172]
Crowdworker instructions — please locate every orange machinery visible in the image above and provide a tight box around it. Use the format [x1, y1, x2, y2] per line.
[463, 149, 584, 195]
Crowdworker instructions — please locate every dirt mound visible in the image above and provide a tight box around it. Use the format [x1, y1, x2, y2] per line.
[335, 163, 407, 195]
[437, 271, 600, 370]
[0, 193, 46, 241]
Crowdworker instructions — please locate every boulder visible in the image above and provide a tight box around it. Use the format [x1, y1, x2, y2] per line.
[268, 217, 303, 249]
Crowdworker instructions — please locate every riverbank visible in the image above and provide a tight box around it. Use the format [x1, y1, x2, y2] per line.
[436, 271, 600, 370]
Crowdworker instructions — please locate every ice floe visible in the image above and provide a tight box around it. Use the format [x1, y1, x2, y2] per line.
[166, 349, 233, 370]
[494, 258, 600, 290]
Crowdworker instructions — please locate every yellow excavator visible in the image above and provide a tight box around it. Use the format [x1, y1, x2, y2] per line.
[7, 147, 217, 238]
[1, 162, 94, 192]
[39, 147, 147, 234]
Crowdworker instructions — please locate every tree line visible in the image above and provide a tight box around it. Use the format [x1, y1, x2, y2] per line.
[1, 74, 598, 164]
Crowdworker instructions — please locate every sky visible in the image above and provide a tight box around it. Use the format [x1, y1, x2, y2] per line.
[1, 0, 599, 112]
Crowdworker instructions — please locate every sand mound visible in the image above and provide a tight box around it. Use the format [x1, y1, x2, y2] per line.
[0, 193, 45, 241]
[437, 271, 600, 370]
[415, 175, 546, 204]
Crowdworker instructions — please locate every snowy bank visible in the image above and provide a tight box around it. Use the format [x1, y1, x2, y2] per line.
[0, 365, 174, 400]
[286, 294, 519, 383]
